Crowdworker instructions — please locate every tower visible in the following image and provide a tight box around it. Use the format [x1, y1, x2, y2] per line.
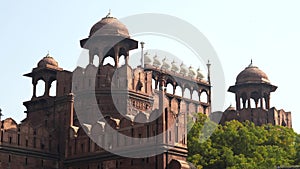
[68, 13, 211, 169]
[23, 54, 74, 168]
[219, 61, 292, 127]
[80, 14, 138, 67]
[228, 61, 277, 111]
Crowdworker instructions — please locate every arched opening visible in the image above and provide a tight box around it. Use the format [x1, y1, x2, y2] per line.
[250, 99, 255, 108]
[241, 93, 247, 109]
[119, 55, 126, 66]
[103, 56, 115, 66]
[166, 83, 173, 94]
[200, 91, 208, 103]
[36, 79, 45, 97]
[183, 88, 191, 99]
[262, 97, 266, 109]
[174, 86, 182, 97]
[191, 90, 199, 101]
[152, 78, 157, 90]
[49, 80, 57, 96]
[240, 98, 244, 109]
[93, 55, 99, 65]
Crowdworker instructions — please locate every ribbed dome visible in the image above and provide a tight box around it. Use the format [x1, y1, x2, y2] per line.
[236, 63, 270, 84]
[37, 54, 58, 68]
[89, 15, 129, 38]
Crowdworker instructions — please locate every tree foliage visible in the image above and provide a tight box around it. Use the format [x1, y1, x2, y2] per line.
[187, 113, 300, 169]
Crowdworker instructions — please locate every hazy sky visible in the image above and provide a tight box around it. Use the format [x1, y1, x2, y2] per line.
[0, 0, 299, 133]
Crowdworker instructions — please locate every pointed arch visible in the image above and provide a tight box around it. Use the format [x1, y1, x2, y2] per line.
[183, 88, 191, 99]
[166, 83, 173, 94]
[49, 80, 57, 96]
[174, 85, 182, 97]
[191, 90, 199, 101]
[36, 79, 45, 97]
[200, 90, 208, 103]
[103, 56, 115, 66]
[93, 54, 99, 65]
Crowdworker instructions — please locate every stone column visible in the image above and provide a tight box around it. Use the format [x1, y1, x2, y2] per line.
[236, 94, 240, 110]
[260, 97, 264, 109]
[114, 47, 120, 68]
[32, 80, 37, 98]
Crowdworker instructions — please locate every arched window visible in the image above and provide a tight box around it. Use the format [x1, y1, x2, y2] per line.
[36, 79, 45, 97]
[250, 99, 256, 108]
[240, 98, 244, 109]
[119, 55, 126, 66]
[103, 56, 115, 66]
[49, 80, 57, 96]
[93, 54, 99, 65]
[174, 86, 182, 97]
[200, 91, 208, 103]
[152, 78, 156, 90]
[183, 88, 191, 99]
[166, 83, 173, 94]
[191, 90, 199, 101]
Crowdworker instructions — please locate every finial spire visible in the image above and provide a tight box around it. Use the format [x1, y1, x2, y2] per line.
[248, 59, 253, 67]
[140, 42, 145, 68]
[46, 51, 50, 57]
[206, 60, 211, 84]
[106, 9, 111, 17]
[0, 108, 2, 121]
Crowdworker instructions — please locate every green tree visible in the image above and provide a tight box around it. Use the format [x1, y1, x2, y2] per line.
[187, 114, 300, 169]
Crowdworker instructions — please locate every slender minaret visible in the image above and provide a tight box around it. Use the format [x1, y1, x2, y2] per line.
[206, 60, 211, 84]
[140, 41, 145, 68]
[0, 108, 2, 121]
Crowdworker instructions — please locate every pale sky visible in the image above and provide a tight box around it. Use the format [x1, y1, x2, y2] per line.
[0, 0, 299, 133]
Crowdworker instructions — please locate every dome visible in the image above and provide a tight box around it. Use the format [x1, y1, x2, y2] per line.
[161, 57, 171, 70]
[179, 62, 188, 75]
[188, 66, 196, 77]
[171, 60, 179, 72]
[153, 54, 162, 67]
[236, 62, 270, 84]
[89, 14, 129, 38]
[37, 54, 58, 68]
[144, 52, 152, 65]
[196, 68, 205, 79]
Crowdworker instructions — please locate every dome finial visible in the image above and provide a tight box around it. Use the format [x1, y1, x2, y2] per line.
[106, 9, 111, 18]
[46, 51, 50, 57]
[206, 60, 211, 84]
[248, 59, 253, 67]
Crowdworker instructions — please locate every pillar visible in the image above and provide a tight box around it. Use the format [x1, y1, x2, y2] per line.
[44, 80, 50, 96]
[173, 82, 176, 95]
[89, 50, 94, 64]
[242, 99, 246, 109]
[247, 98, 251, 108]
[114, 47, 120, 68]
[260, 97, 263, 109]
[190, 87, 193, 100]
[125, 51, 129, 65]
[266, 94, 270, 109]
[32, 80, 37, 98]
[98, 49, 104, 66]
[236, 94, 240, 110]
